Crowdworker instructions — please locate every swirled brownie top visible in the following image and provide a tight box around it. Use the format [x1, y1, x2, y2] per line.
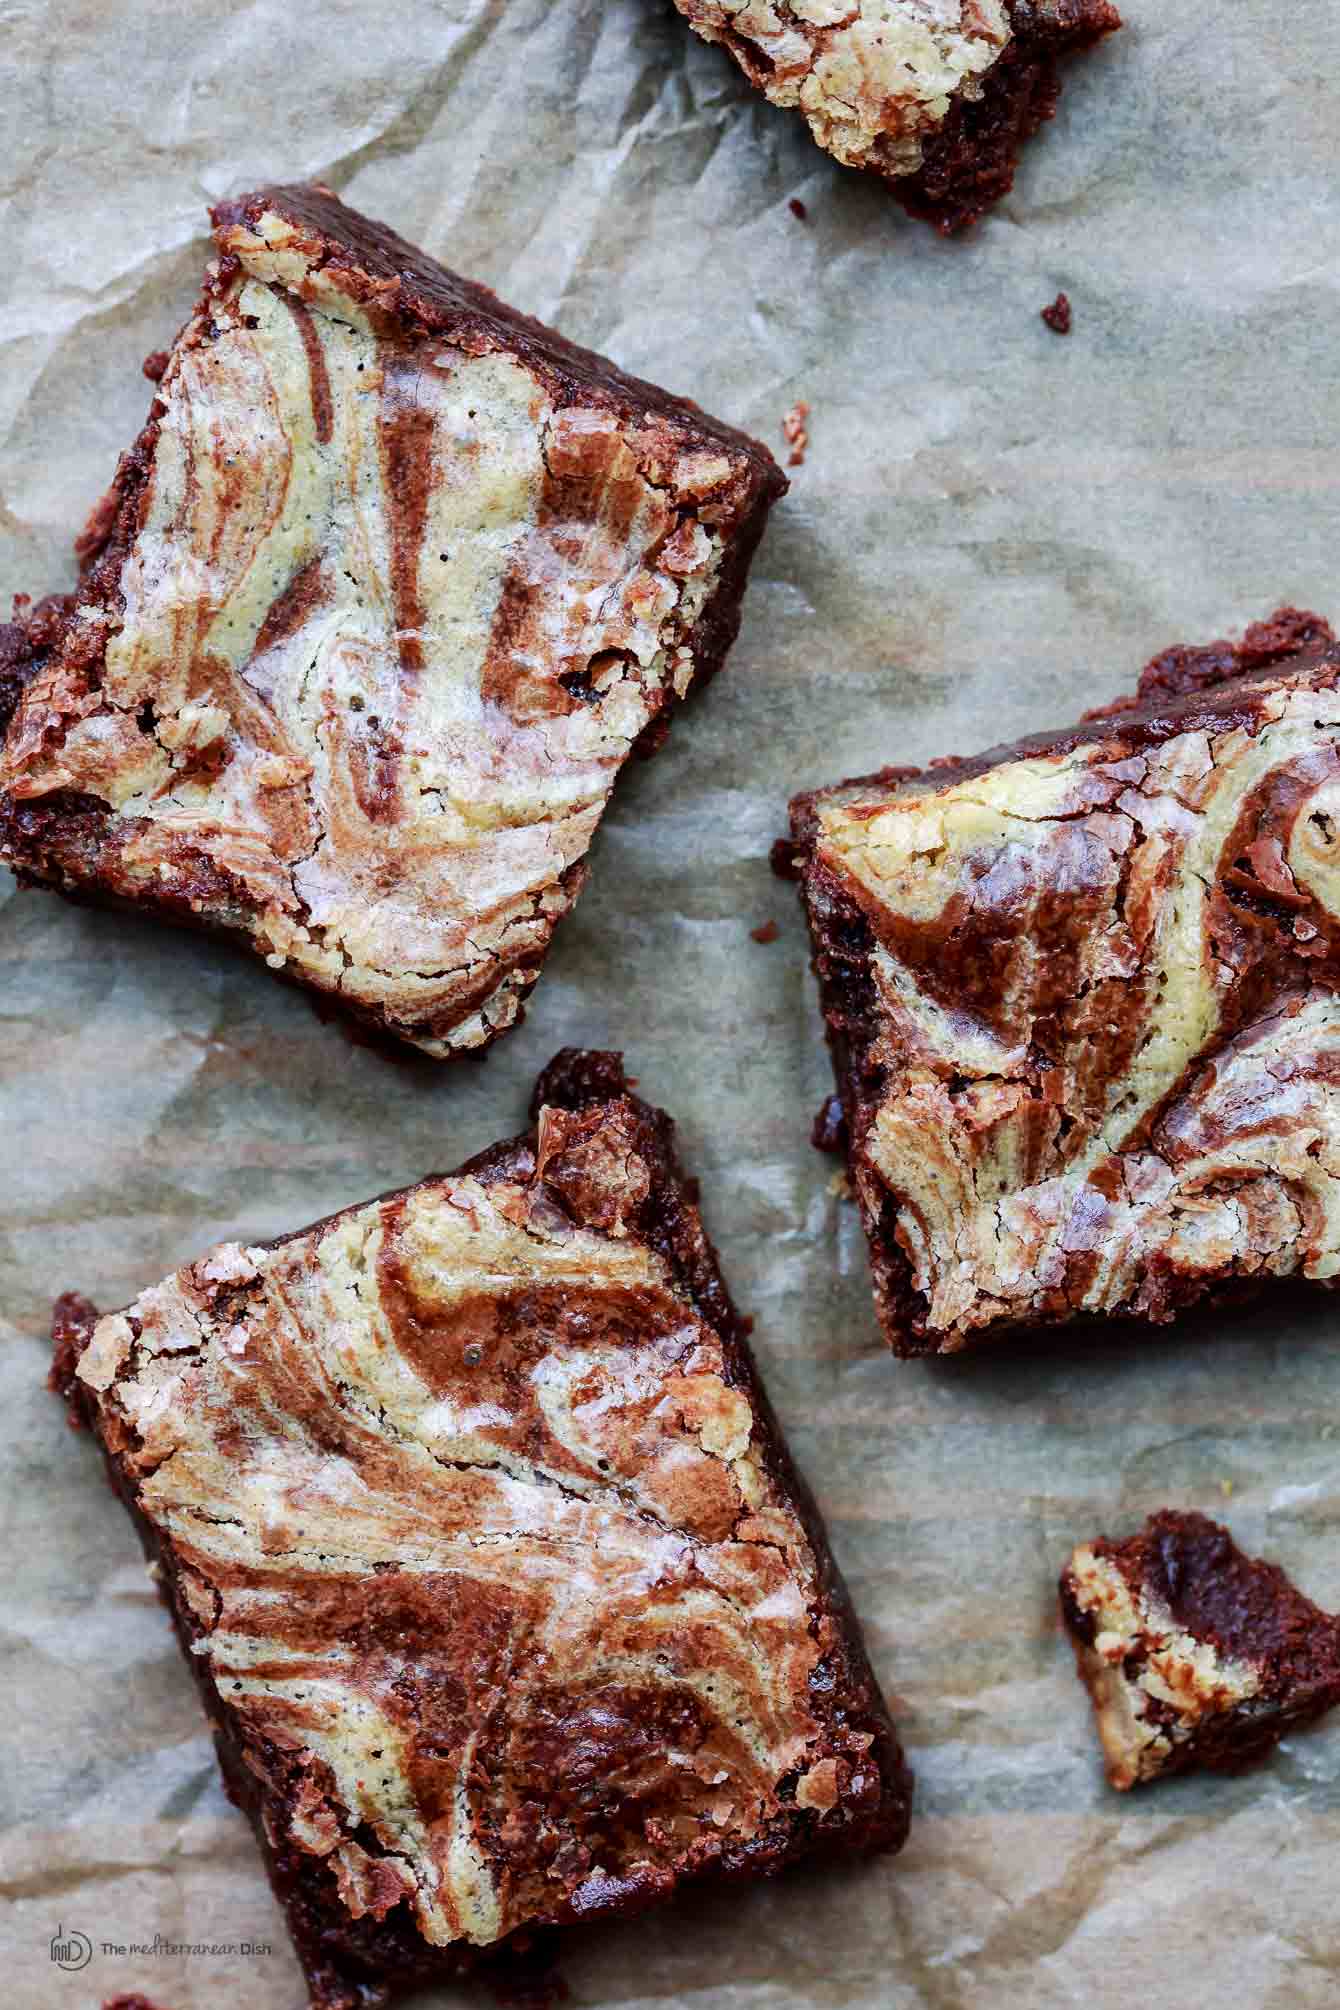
[667, 0, 1120, 231]
[55, 1052, 908, 2008]
[790, 610, 1340, 1355]
[1, 186, 784, 1058]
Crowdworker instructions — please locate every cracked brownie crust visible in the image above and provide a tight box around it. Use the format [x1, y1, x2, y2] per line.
[788, 609, 1340, 1355]
[1, 186, 785, 1058]
[667, 0, 1120, 232]
[52, 1050, 910, 2010]
[1060, 1510, 1340, 1788]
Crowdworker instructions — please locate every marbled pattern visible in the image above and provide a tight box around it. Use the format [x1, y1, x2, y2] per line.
[74, 1091, 900, 1956]
[1, 193, 781, 1056]
[802, 656, 1340, 1350]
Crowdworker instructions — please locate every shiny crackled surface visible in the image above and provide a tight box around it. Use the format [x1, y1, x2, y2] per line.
[813, 661, 1340, 1347]
[1, 213, 735, 1054]
[672, 0, 1012, 177]
[1062, 1545, 1260, 1789]
[75, 1107, 853, 1949]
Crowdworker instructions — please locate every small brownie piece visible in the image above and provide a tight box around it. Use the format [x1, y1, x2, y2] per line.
[667, 0, 1121, 232]
[788, 608, 1340, 1356]
[1, 187, 784, 1059]
[1060, 1511, 1340, 1789]
[54, 1051, 910, 2010]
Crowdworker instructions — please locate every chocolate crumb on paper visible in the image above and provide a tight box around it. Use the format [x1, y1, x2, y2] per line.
[789, 197, 808, 221]
[750, 918, 779, 943]
[782, 400, 810, 467]
[1042, 291, 1073, 334]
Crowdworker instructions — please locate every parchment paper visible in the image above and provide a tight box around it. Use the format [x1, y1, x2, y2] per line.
[5, 4, 1340, 2005]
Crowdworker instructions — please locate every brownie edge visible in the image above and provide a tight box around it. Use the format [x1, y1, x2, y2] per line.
[52, 1051, 910, 2010]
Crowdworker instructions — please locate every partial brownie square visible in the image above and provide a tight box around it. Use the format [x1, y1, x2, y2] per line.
[666, 0, 1121, 232]
[786, 608, 1340, 1356]
[51, 1050, 910, 2010]
[1, 185, 785, 1058]
[1060, 1510, 1340, 1789]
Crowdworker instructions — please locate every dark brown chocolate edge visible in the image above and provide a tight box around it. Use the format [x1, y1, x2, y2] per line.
[784, 611, 1339, 1357]
[895, 0, 1122, 233]
[1059, 1510, 1340, 1781]
[1, 185, 787, 1062]
[51, 1048, 910, 2010]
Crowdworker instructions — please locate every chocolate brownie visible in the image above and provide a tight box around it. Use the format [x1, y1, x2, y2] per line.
[52, 1051, 911, 2010]
[1060, 1511, 1340, 1788]
[787, 608, 1340, 1356]
[1, 186, 785, 1059]
[666, 0, 1121, 232]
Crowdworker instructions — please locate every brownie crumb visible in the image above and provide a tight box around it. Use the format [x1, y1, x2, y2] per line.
[103, 1995, 175, 2010]
[1041, 291, 1072, 335]
[782, 400, 810, 468]
[788, 198, 808, 221]
[750, 918, 780, 944]
[141, 349, 171, 382]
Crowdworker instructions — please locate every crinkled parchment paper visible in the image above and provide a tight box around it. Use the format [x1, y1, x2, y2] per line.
[4, 4, 1340, 2005]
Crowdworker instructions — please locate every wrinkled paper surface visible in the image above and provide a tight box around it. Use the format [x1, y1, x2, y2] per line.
[4, 3, 1340, 2005]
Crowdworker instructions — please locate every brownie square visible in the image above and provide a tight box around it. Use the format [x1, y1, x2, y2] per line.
[666, 0, 1121, 232]
[1, 185, 784, 1058]
[52, 1050, 910, 2010]
[787, 608, 1340, 1356]
[1060, 1510, 1340, 1789]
